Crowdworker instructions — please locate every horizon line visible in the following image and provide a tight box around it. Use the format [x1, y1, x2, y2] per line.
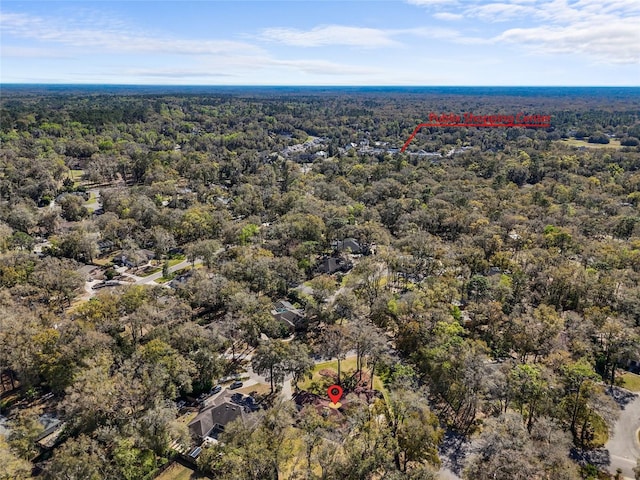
[2, 83, 640, 88]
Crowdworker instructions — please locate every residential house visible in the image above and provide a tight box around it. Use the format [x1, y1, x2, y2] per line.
[332, 238, 363, 254]
[315, 255, 352, 275]
[188, 399, 251, 442]
[271, 300, 306, 331]
[97, 239, 115, 255]
[35, 413, 65, 450]
[292, 391, 342, 419]
[113, 248, 155, 268]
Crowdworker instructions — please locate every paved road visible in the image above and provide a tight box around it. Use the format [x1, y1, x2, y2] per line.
[606, 387, 640, 479]
[134, 258, 199, 285]
[81, 259, 201, 300]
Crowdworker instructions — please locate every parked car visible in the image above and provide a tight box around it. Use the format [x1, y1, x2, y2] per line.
[229, 381, 243, 390]
[211, 385, 222, 394]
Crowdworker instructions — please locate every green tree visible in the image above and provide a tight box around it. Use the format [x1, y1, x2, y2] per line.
[58, 194, 88, 221]
[251, 339, 289, 394]
[186, 239, 221, 268]
[296, 406, 334, 476]
[506, 363, 550, 431]
[595, 317, 639, 385]
[285, 342, 314, 392]
[31, 257, 84, 309]
[42, 435, 106, 480]
[7, 412, 43, 460]
[319, 323, 352, 385]
[560, 358, 617, 447]
[464, 412, 579, 480]
[205, 402, 296, 480]
[113, 437, 157, 480]
[10, 232, 34, 251]
[0, 435, 32, 480]
[380, 389, 443, 472]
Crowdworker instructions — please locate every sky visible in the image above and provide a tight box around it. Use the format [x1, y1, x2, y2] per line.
[1, 0, 639, 86]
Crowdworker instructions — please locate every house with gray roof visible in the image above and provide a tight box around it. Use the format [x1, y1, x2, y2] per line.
[188, 393, 260, 444]
[271, 300, 306, 331]
[188, 400, 249, 441]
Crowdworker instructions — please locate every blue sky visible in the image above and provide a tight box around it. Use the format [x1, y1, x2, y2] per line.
[1, 0, 638, 85]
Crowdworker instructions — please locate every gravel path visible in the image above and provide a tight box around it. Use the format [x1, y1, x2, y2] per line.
[606, 386, 640, 479]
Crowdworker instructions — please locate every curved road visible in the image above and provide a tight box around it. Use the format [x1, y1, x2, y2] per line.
[606, 388, 640, 479]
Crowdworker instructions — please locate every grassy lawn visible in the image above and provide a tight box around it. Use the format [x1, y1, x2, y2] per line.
[177, 411, 198, 425]
[559, 138, 622, 149]
[139, 266, 162, 277]
[619, 372, 640, 392]
[84, 191, 97, 203]
[300, 356, 386, 395]
[236, 382, 272, 397]
[172, 264, 202, 276]
[168, 256, 186, 267]
[155, 463, 206, 480]
[591, 413, 609, 447]
[70, 169, 84, 180]
[92, 257, 114, 266]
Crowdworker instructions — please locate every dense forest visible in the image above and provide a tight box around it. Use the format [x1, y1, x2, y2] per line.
[1, 87, 640, 480]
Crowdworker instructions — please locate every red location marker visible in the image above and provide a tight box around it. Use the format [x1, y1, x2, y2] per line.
[327, 384, 343, 404]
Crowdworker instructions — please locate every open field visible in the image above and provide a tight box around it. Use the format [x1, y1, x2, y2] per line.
[559, 138, 622, 149]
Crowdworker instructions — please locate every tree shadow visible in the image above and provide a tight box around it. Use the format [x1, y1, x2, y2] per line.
[438, 430, 471, 476]
[570, 447, 610, 470]
[606, 385, 639, 409]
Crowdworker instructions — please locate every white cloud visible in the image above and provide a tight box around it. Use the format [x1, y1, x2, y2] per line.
[433, 12, 464, 20]
[406, 0, 640, 64]
[496, 18, 640, 64]
[260, 25, 400, 48]
[0, 10, 387, 81]
[0, 12, 264, 57]
[480, 0, 640, 64]
[403, 27, 491, 45]
[467, 3, 538, 22]
[260, 24, 481, 48]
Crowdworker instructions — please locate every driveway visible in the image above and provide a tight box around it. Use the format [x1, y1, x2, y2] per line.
[606, 386, 640, 479]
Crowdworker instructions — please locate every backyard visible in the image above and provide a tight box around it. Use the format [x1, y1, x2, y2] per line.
[155, 462, 208, 480]
[300, 356, 386, 396]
